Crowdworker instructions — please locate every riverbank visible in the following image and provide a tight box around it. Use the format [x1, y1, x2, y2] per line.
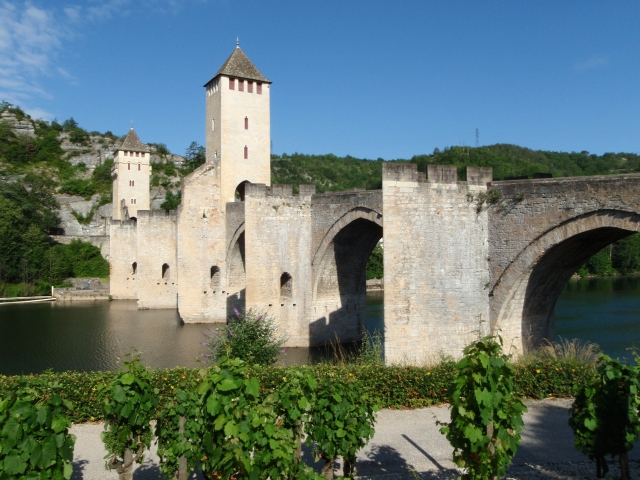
[68, 398, 640, 479]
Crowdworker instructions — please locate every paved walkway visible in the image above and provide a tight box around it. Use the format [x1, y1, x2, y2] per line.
[69, 398, 640, 479]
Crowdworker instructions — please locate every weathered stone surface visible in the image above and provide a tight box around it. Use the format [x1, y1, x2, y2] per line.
[488, 174, 640, 353]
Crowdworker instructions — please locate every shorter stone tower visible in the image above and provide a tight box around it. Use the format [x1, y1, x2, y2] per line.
[111, 128, 151, 220]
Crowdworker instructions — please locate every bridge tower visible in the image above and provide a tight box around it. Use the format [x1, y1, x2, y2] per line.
[204, 44, 272, 206]
[111, 128, 151, 220]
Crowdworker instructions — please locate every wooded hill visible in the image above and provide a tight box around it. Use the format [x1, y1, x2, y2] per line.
[1, 102, 640, 295]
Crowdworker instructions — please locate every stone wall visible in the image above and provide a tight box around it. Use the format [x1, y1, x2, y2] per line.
[244, 183, 314, 346]
[109, 220, 138, 299]
[176, 161, 230, 322]
[135, 210, 178, 309]
[488, 174, 640, 353]
[382, 164, 492, 363]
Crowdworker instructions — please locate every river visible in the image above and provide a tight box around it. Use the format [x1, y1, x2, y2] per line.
[0, 276, 638, 374]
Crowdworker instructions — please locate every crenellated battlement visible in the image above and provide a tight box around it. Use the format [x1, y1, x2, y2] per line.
[136, 209, 178, 219]
[383, 163, 493, 187]
[110, 219, 137, 227]
[245, 183, 317, 198]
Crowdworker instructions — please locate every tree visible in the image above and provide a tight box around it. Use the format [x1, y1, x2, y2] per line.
[182, 141, 205, 174]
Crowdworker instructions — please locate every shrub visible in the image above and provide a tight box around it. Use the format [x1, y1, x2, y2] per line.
[203, 309, 287, 366]
[439, 336, 527, 480]
[307, 374, 377, 478]
[59, 178, 95, 198]
[197, 357, 317, 479]
[569, 354, 640, 480]
[100, 355, 158, 477]
[155, 385, 203, 479]
[0, 376, 76, 479]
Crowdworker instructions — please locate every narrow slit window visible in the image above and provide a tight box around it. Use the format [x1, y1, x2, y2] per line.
[238, 80, 244, 92]
[162, 263, 170, 279]
[229, 78, 235, 90]
[245, 117, 248, 130]
[128, 163, 131, 170]
[138, 164, 141, 171]
[132, 262, 137, 275]
[248, 81, 253, 93]
[211, 118, 215, 131]
[210, 266, 220, 288]
[280, 273, 292, 301]
[244, 146, 248, 159]
[257, 83, 262, 94]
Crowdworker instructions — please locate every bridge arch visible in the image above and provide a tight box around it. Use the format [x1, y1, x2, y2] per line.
[311, 207, 383, 344]
[226, 223, 246, 316]
[492, 209, 640, 354]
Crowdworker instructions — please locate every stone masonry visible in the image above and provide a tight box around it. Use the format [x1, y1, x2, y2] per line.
[109, 46, 640, 362]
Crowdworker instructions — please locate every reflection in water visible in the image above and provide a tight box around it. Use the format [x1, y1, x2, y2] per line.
[1, 279, 639, 374]
[555, 276, 640, 362]
[0, 301, 213, 375]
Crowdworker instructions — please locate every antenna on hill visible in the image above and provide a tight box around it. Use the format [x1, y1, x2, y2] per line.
[475, 128, 479, 148]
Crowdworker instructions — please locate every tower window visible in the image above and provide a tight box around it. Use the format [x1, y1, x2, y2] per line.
[141, 152, 145, 158]
[257, 83, 262, 95]
[229, 78, 235, 90]
[128, 163, 130, 170]
[132, 180, 135, 187]
[132, 262, 137, 275]
[211, 118, 215, 131]
[245, 117, 248, 130]
[162, 263, 170, 280]
[124, 151, 128, 156]
[135, 152, 139, 157]
[238, 80, 244, 92]
[244, 146, 248, 159]
[248, 81, 253, 93]
[138, 164, 141, 171]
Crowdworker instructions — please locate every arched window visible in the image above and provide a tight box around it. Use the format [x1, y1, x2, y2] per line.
[210, 266, 220, 288]
[132, 262, 137, 275]
[280, 272, 292, 301]
[244, 117, 248, 130]
[244, 146, 248, 159]
[162, 263, 170, 280]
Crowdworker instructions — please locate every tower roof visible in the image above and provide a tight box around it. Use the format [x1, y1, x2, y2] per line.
[204, 47, 271, 86]
[118, 128, 149, 153]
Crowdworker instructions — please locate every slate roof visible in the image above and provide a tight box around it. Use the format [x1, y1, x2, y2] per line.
[204, 47, 271, 86]
[118, 128, 149, 153]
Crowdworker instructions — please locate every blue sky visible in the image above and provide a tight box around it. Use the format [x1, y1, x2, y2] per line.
[1, 1, 639, 159]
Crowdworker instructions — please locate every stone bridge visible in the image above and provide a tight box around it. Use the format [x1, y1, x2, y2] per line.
[112, 161, 640, 363]
[488, 174, 640, 354]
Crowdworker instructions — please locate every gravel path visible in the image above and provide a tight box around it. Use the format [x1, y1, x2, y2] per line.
[69, 398, 640, 479]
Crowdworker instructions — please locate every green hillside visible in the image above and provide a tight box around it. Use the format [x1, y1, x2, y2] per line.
[2, 102, 640, 295]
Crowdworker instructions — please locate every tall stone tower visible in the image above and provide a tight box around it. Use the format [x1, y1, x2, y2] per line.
[111, 128, 151, 220]
[204, 45, 271, 205]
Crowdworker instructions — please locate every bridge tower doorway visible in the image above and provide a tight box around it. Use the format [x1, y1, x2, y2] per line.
[311, 216, 383, 350]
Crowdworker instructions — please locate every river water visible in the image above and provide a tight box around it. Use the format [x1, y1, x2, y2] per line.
[0, 277, 638, 374]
